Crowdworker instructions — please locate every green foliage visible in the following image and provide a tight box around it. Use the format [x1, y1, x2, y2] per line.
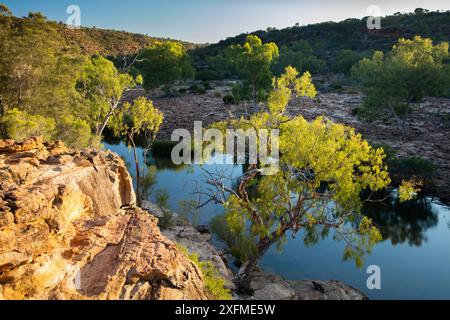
[109, 96, 163, 204]
[161, 85, 179, 97]
[210, 67, 399, 284]
[210, 214, 257, 267]
[0, 10, 138, 146]
[0, 4, 12, 16]
[78, 55, 135, 136]
[272, 41, 326, 75]
[177, 244, 232, 300]
[398, 179, 421, 203]
[109, 96, 164, 141]
[56, 115, 93, 148]
[230, 35, 279, 102]
[222, 94, 236, 105]
[331, 49, 368, 75]
[155, 189, 174, 230]
[352, 36, 450, 137]
[193, 10, 450, 74]
[0, 108, 55, 141]
[196, 69, 220, 81]
[189, 83, 207, 94]
[389, 156, 436, 181]
[136, 41, 194, 90]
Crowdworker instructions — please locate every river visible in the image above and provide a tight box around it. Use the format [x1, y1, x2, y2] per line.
[104, 140, 450, 300]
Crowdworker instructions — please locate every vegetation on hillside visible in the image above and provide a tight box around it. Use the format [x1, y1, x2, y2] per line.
[352, 36, 450, 138]
[192, 9, 450, 74]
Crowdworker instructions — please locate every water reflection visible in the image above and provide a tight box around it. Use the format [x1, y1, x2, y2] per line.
[103, 139, 450, 299]
[363, 197, 439, 246]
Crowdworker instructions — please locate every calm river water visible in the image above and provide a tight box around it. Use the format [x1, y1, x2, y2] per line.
[105, 140, 450, 300]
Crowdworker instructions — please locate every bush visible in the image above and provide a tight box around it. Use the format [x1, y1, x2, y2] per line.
[189, 84, 207, 94]
[223, 94, 236, 105]
[177, 244, 232, 300]
[0, 108, 56, 141]
[195, 69, 220, 81]
[371, 143, 435, 185]
[56, 115, 92, 148]
[388, 156, 436, 180]
[155, 189, 174, 230]
[351, 107, 363, 116]
[161, 85, 179, 97]
[202, 81, 212, 90]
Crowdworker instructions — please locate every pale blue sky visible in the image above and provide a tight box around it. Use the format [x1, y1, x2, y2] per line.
[2, 0, 449, 43]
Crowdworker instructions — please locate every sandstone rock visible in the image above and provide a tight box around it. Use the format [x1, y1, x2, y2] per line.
[141, 200, 235, 291]
[0, 137, 208, 300]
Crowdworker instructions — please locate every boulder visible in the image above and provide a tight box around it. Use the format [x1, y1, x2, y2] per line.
[0, 137, 209, 300]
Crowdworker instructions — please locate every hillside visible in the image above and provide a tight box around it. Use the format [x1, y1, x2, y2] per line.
[4, 15, 198, 58]
[58, 25, 199, 57]
[192, 9, 450, 63]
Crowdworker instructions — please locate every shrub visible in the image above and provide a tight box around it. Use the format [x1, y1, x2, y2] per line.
[177, 244, 232, 300]
[161, 85, 179, 97]
[0, 108, 56, 141]
[189, 84, 207, 94]
[56, 115, 92, 148]
[223, 94, 236, 105]
[196, 69, 220, 81]
[155, 189, 174, 230]
[351, 107, 363, 116]
[202, 81, 212, 90]
[388, 156, 436, 180]
[371, 143, 435, 185]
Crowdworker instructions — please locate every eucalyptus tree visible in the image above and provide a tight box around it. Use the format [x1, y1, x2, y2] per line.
[78, 56, 136, 137]
[231, 35, 279, 109]
[205, 66, 417, 292]
[109, 96, 164, 204]
[352, 36, 449, 138]
[136, 40, 194, 90]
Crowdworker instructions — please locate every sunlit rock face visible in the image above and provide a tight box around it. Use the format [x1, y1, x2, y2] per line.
[0, 137, 208, 300]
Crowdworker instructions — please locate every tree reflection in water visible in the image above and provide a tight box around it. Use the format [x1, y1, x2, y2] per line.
[363, 196, 438, 246]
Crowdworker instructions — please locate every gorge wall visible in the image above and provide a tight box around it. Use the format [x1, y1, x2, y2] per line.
[0, 137, 209, 300]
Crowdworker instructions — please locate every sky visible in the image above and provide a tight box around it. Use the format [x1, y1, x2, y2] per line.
[2, 0, 449, 43]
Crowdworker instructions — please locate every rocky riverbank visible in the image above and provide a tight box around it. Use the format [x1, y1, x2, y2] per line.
[0, 137, 368, 300]
[140, 202, 368, 300]
[0, 137, 209, 300]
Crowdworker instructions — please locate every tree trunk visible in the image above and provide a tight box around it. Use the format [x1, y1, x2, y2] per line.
[389, 105, 409, 140]
[235, 235, 277, 293]
[252, 80, 258, 114]
[129, 133, 141, 207]
[0, 96, 4, 117]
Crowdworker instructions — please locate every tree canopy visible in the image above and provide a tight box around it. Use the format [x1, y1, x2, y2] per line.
[352, 36, 450, 137]
[230, 35, 279, 103]
[205, 66, 417, 291]
[135, 40, 194, 90]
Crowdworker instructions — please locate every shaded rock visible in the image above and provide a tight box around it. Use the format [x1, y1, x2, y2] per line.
[0, 137, 208, 300]
[196, 225, 210, 234]
[141, 201, 235, 291]
[246, 272, 367, 300]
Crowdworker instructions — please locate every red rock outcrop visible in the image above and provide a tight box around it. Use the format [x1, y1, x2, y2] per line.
[0, 137, 208, 300]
